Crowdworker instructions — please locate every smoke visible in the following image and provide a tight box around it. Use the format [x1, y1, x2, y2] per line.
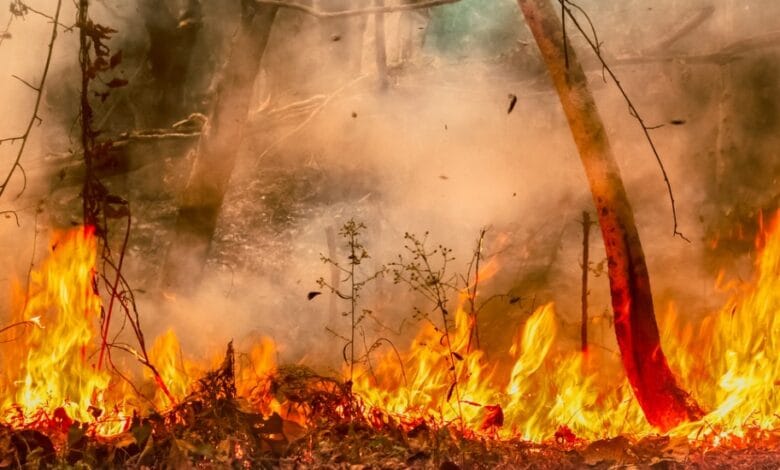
[2, 0, 779, 372]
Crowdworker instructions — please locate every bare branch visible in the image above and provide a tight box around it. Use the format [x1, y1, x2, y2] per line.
[0, 136, 24, 145]
[563, 1, 688, 241]
[12, 0, 76, 31]
[11, 74, 40, 92]
[254, 0, 461, 18]
[0, 210, 20, 226]
[0, 15, 14, 49]
[0, 0, 63, 201]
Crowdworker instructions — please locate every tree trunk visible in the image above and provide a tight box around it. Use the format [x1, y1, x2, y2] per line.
[374, 0, 388, 89]
[161, 1, 278, 293]
[516, 0, 703, 430]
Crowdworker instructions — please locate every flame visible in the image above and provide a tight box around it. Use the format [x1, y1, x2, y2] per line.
[3, 213, 780, 446]
[668, 211, 780, 441]
[351, 212, 780, 443]
[0, 227, 128, 434]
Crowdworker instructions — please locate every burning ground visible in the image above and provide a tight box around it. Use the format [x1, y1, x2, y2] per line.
[2, 0, 780, 468]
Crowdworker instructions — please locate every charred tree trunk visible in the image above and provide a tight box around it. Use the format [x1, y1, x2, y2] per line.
[161, 1, 278, 293]
[516, 0, 703, 430]
[139, 0, 203, 127]
[374, 0, 389, 89]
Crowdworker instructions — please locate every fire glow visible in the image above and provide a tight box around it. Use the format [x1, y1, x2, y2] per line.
[1, 214, 780, 446]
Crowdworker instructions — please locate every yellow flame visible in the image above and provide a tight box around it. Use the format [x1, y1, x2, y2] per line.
[0, 227, 127, 434]
[3, 213, 780, 445]
[352, 213, 780, 443]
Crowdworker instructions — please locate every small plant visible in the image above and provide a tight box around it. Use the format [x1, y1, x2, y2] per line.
[317, 219, 385, 386]
[389, 231, 465, 427]
[462, 227, 487, 353]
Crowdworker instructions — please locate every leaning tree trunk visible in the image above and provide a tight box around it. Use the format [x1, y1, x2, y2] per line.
[161, 1, 278, 293]
[517, 0, 703, 430]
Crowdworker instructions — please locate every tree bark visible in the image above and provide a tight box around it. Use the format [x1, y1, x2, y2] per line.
[516, 0, 703, 430]
[161, 1, 278, 293]
[139, 0, 203, 127]
[374, 0, 388, 89]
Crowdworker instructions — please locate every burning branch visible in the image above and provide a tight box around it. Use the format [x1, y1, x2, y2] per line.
[75, 0, 174, 407]
[516, 0, 703, 430]
[0, 317, 41, 343]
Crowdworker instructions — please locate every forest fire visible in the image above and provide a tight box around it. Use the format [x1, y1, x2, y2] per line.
[354, 212, 780, 446]
[2, 0, 780, 466]
[1, 212, 779, 462]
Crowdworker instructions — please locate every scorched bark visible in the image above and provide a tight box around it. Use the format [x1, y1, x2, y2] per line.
[516, 0, 703, 430]
[161, 1, 278, 293]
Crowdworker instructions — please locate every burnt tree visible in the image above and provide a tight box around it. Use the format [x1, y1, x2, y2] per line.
[161, 1, 278, 293]
[139, 0, 203, 127]
[516, 0, 703, 430]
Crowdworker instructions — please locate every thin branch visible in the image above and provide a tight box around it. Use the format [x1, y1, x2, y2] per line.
[22, 210, 39, 313]
[0, 14, 13, 49]
[580, 210, 592, 354]
[464, 227, 487, 353]
[0, 136, 24, 145]
[0, 210, 20, 226]
[0, 318, 41, 336]
[563, 1, 688, 241]
[0, 0, 63, 201]
[98, 206, 132, 370]
[11, 74, 40, 92]
[254, 0, 461, 18]
[257, 74, 369, 161]
[12, 0, 76, 31]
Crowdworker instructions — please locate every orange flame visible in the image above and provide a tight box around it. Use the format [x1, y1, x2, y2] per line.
[3, 213, 780, 445]
[352, 212, 780, 443]
[0, 227, 128, 435]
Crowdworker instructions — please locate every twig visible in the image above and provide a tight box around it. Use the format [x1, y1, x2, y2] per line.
[0, 210, 20, 226]
[0, 14, 13, 49]
[580, 211, 591, 354]
[464, 227, 487, 353]
[563, 1, 688, 241]
[0, 318, 41, 337]
[257, 74, 369, 161]
[373, 337, 409, 389]
[22, 210, 39, 312]
[0, 0, 63, 201]
[98, 206, 131, 370]
[253, 0, 461, 18]
[11, 74, 39, 91]
[11, 0, 76, 31]
[326, 226, 339, 324]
